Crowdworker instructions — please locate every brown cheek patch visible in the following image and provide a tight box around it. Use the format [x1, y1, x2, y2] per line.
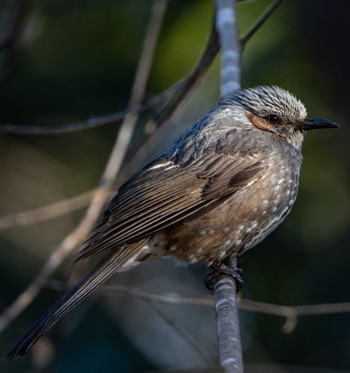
[247, 113, 271, 132]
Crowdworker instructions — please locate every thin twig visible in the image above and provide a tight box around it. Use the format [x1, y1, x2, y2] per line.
[123, 19, 219, 177]
[101, 285, 215, 305]
[0, 22, 219, 139]
[0, 89, 171, 135]
[0, 190, 95, 231]
[101, 285, 350, 318]
[0, 20, 215, 137]
[101, 0, 168, 183]
[0, 106, 145, 135]
[43, 281, 350, 335]
[240, 0, 283, 46]
[239, 299, 350, 333]
[214, 0, 243, 371]
[0, 0, 168, 334]
[102, 286, 350, 335]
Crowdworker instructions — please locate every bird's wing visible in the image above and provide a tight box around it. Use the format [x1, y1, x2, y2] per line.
[76, 150, 267, 261]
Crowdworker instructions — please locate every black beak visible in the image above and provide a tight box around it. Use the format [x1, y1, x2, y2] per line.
[299, 116, 340, 131]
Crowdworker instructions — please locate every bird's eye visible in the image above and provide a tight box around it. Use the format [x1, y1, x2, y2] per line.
[266, 114, 281, 123]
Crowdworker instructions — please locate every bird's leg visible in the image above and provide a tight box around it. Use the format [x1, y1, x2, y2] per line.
[204, 258, 243, 292]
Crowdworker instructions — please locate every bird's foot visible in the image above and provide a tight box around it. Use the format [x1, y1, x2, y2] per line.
[204, 260, 243, 292]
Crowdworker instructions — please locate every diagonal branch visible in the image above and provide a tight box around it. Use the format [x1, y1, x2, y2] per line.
[0, 21, 219, 138]
[0, 0, 168, 334]
[240, 0, 283, 46]
[0, 99, 160, 135]
[123, 19, 219, 177]
[0, 190, 95, 231]
[101, 0, 168, 184]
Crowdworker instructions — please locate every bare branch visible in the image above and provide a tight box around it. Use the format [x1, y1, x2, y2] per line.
[240, 0, 283, 46]
[100, 285, 350, 318]
[151, 21, 219, 125]
[0, 83, 185, 136]
[101, 286, 350, 335]
[123, 20, 219, 178]
[102, 0, 168, 183]
[100, 285, 215, 306]
[0, 102, 154, 135]
[214, 0, 243, 371]
[239, 299, 350, 333]
[0, 0, 168, 334]
[0, 190, 94, 231]
[0, 15, 217, 137]
[44, 281, 350, 335]
[214, 274, 243, 372]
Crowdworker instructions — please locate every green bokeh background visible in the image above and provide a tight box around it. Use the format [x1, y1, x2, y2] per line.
[0, 0, 349, 372]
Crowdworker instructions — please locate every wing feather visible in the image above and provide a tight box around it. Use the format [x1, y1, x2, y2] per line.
[76, 149, 267, 261]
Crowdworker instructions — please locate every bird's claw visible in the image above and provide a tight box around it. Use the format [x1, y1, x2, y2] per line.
[204, 260, 243, 292]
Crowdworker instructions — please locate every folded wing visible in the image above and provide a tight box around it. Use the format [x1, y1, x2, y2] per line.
[76, 149, 266, 261]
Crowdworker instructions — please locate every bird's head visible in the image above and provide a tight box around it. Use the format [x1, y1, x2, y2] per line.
[230, 86, 339, 149]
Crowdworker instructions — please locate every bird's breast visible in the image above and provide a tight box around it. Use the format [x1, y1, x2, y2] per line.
[163, 155, 301, 265]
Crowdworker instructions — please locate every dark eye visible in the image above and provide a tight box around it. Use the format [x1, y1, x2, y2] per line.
[266, 114, 281, 123]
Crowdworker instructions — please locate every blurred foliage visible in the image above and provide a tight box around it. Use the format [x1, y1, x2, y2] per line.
[0, 0, 349, 372]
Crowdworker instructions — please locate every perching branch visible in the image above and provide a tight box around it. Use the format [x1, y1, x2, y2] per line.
[214, 271, 243, 372]
[214, 1, 243, 372]
[216, 0, 241, 97]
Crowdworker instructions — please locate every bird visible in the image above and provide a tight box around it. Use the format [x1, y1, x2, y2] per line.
[6, 86, 339, 358]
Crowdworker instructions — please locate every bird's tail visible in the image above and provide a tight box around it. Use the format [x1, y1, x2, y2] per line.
[6, 240, 148, 359]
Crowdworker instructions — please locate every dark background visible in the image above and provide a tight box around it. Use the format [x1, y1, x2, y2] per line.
[0, 0, 349, 372]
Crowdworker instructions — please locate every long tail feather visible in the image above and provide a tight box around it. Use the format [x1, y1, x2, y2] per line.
[6, 241, 147, 359]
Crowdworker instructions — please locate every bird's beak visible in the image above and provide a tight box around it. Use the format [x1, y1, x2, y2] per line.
[299, 116, 340, 131]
